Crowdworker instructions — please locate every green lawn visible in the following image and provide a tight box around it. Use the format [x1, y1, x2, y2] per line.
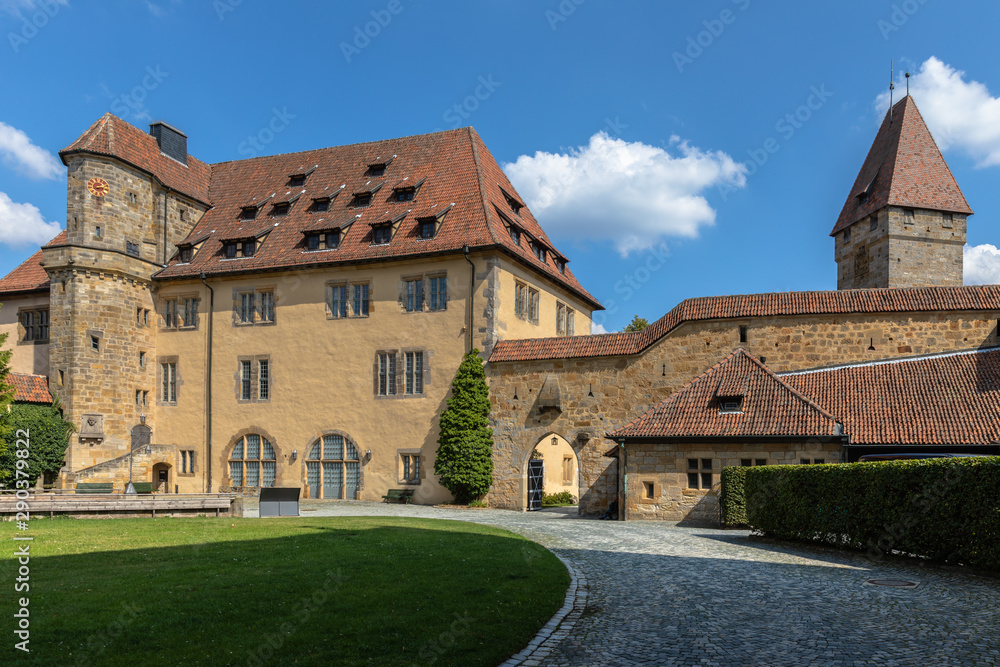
[0, 516, 569, 666]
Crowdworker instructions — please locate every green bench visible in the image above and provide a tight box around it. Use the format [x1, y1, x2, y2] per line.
[382, 489, 414, 504]
[76, 483, 114, 494]
[129, 482, 155, 494]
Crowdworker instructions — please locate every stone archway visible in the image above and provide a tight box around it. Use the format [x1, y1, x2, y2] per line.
[519, 432, 581, 510]
[151, 462, 171, 493]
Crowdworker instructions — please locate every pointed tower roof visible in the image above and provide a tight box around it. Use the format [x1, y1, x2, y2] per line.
[831, 96, 972, 236]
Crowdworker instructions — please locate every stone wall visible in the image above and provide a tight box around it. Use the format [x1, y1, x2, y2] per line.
[836, 206, 966, 289]
[486, 307, 1000, 514]
[623, 439, 844, 523]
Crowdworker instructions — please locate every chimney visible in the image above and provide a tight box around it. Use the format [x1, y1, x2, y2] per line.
[149, 121, 188, 165]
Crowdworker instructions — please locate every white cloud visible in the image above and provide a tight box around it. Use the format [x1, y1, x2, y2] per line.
[503, 132, 746, 257]
[876, 57, 1000, 168]
[964, 244, 1000, 285]
[591, 323, 608, 334]
[0, 0, 68, 17]
[0, 191, 61, 247]
[0, 120, 62, 179]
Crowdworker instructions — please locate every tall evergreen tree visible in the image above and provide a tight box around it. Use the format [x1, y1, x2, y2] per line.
[434, 350, 494, 504]
[0, 320, 14, 484]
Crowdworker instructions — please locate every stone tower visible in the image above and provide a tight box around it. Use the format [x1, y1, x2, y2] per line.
[42, 115, 208, 475]
[832, 96, 973, 290]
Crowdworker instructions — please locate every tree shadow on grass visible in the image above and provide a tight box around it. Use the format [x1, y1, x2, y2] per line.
[0, 518, 569, 667]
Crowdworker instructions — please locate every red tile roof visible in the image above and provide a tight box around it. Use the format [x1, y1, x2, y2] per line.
[781, 348, 1000, 445]
[0, 231, 66, 296]
[608, 349, 839, 439]
[831, 96, 973, 236]
[60, 114, 212, 204]
[151, 126, 599, 309]
[8, 373, 52, 404]
[489, 284, 1000, 363]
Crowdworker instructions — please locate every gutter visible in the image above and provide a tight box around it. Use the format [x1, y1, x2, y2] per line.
[200, 272, 214, 493]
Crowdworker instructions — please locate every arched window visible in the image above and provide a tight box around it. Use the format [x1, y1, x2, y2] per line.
[306, 434, 361, 499]
[229, 434, 276, 488]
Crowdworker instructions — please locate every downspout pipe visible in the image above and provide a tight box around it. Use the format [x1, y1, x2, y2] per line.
[463, 246, 474, 354]
[618, 440, 627, 521]
[200, 273, 214, 493]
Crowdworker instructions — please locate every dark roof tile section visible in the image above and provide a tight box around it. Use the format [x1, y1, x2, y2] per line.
[608, 350, 838, 439]
[9, 373, 52, 404]
[0, 231, 66, 296]
[60, 114, 212, 204]
[781, 348, 1000, 445]
[151, 126, 598, 309]
[831, 96, 973, 236]
[490, 285, 1000, 363]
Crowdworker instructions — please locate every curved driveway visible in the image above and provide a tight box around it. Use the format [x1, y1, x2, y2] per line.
[283, 501, 1000, 666]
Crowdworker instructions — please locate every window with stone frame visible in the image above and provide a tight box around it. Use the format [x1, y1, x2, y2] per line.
[405, 351, 424, 395]
[180, 450, 196, 475]
[306, 434, 362, 499]
[556, 302, 575, 336]
[160, 361, 177, 404]
[164, 297, 198, 330]
[164, 299, 177, 328]
[328, 282, 349, 319]
[687, 458, 714, 490]
[740, 459, 768, 467]
[515, 282, 528, 319]
[19, 308, 48, 343]
[404, 277, 424, 313]
[182, 298, 198, 328]
[233, 288, 276, 325]
[377, 351, 398, 396]
[399, 452, 421, 485]
[228, 434, 277, 489]
[529, 288, 540, 324]
[353, 283, 370, 317]
[237, 356, 271, 403]
[428, 275, 447, 311]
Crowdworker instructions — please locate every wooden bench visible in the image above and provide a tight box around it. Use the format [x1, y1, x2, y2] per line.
[382, 489, 414, 504]
[76, 483, 114, 494]
[129, 482, 154, 494]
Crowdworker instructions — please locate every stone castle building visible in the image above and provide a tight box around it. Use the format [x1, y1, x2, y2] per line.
[1, 95, 997, 517]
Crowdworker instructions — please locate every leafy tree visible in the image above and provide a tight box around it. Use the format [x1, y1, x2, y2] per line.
[434, 350, 494, 504]
[0, 398, 74, 486]
[622, 315, 650, 332]
[0, 322, 13, 484]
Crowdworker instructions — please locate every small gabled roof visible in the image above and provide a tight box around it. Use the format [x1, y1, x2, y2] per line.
[9, 373, 52, 404]
[608, 349, 839, 439]
[831, 96, 973, 236]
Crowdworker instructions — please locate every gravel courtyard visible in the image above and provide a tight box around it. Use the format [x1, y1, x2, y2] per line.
[260, 501, 1000, 666]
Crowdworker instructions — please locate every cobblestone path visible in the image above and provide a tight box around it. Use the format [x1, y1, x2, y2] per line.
[276, 501, 1000, 666]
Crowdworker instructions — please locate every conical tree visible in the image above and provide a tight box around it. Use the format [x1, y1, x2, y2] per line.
[0, 321, 14, 484]
[434, 350, 494, 504]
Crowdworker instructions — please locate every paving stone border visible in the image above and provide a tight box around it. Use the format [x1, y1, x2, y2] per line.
[499, 553, 589, 667]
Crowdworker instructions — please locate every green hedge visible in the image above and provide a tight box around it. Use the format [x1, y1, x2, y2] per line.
[720, 466, 750, 527]
[744, 457, 1000, 569]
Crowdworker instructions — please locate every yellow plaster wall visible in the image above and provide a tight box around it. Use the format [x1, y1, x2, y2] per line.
[0, 294, 50, 376]
[495, 256, 594, 341]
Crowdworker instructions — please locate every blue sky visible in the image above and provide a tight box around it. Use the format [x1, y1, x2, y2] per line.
[2, 0, 1000, 333]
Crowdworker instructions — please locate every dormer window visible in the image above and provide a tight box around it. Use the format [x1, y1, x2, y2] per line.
[509, 226, 520, 246]
[396, 188, 416, 202]
[532, 242, 546, 263]
[272, 202, 290, 217]
[719, 397, 743, 414]
[225, 242, 238, 259]
[311, 198, 331, 212]
[240, 207, 259, 221]
[419, 220, 436, 239]
[372, 225, 392, 245]
[353, 193, 372, 208]
[307, 234, 320, 251]
[501, 188, 523, 216]
[327, 229, 341, 249]
[556, 258, 566, 274]
[242, 240, 256, 257]
[178, 246, 193, 263]
[289, 175, 306, 187]
[369, 165, 385, 177]
[304, 228, 341, 252]
[224, 239, 258, 259]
